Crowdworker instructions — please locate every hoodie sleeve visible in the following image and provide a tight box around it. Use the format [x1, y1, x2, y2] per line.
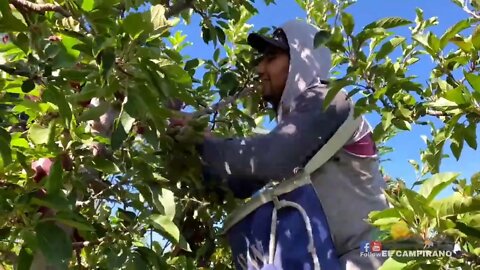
[197, 85, 352, 198]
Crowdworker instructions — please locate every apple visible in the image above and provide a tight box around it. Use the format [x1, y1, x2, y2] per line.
[31, 158, 53, 183]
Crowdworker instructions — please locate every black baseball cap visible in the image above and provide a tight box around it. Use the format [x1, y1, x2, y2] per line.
[247, 28, 289, 53]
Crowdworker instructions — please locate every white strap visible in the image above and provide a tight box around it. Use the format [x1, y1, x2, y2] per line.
[303, 106, 362, 175]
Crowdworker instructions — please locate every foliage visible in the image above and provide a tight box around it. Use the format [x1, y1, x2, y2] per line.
[0, 0, 479, 269]
[304, 0, 480, 268]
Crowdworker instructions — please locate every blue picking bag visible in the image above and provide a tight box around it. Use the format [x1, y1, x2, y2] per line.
[223, 175, 341, 270]
[222, 106, 362, 270]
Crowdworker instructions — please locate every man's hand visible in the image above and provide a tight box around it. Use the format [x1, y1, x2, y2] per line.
[168, 112, 213, 139]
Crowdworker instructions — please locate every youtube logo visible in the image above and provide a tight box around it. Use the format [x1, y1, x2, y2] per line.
[370, 241, 382, 253]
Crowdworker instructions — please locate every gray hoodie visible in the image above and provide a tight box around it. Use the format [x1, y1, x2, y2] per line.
[198, 20, 389, 270]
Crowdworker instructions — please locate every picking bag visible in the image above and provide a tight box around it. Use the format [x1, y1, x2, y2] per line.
[222, 106, 362, 270]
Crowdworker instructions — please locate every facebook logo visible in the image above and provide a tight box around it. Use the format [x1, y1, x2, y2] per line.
[360, 241, 370, 253]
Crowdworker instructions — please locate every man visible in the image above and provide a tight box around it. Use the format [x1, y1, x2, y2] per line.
[178, 20, 389, 269]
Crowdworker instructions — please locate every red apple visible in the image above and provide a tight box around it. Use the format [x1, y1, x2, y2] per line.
[47, 35, 62, 42]
[31, 158, 53, 183]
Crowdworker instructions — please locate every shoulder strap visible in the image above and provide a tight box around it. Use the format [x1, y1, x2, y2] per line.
[303, 105, 362, 175]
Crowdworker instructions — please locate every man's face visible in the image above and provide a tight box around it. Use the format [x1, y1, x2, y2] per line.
[256, 47, 289, 108]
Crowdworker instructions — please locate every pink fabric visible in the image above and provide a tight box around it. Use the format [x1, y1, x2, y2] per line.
[343, 132, 377, 157]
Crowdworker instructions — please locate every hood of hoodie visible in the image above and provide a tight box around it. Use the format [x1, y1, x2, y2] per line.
[275, 20, 332, 121]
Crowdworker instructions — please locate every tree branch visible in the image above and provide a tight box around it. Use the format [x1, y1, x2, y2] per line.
[165, 0, 195, 18]
[425, 109, 450, 117]
[0, 64, 31, 78]
[191, 86, 256, 118]
[9, 0, 71, 17]
[462, 0, 480, 19]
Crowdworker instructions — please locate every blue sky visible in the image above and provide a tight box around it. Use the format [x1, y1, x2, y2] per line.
[174, 0, 479, 194]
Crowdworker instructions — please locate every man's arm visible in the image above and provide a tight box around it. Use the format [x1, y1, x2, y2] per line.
[197, 85, 352, 198]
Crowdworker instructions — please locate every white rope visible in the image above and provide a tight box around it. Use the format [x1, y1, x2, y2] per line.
[267, 197, 321, 270]
[268, 197, 279, 264]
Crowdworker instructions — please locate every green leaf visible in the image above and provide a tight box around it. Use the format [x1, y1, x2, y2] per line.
[368, 208, 401, 223]
[213, 48, 220, 62]
[21, 79, 35, 93]
[18, 246, 34, 270]
[217, 72, 239, 97]
[150, 214, 180, 242]
[92, 157, 120, 174]
[323, 79, 354, 110]
[30, 194, 71, 212]
[472, 25, 480, 49]
[35, 222, 72, 268]
[314, 30, 331, 48]
[464, 122, 477, 149]
[28, 124, 50, 145]
[10, 138, 30, 148]
[50, 213, 95, 232]
[45, 160, 63, 194]
[412, 34, 436, 56]
[111, 121, 128, 150]
[134, 246, 165, 269]
[375, 37, 405, 61]
[391, 118, 411, 131]
[160, 64, 192, 86]
[12, 32, 30, 54]
[214, 0, 229, 13]
[99, 48, 115, 83]
[184, 58, 200, 71]
[440, 19, 471, 49]
[427, 32, 441, 54]
[81, 0, 95, 11]
[120, 111, 135, 134]
[378, 257, 407, 270]
[431, 193, 480, 217]
[123, 13, 145, 38]
[364, 17, 412, 30]
[149, 4, 168, 31]
[465, 72, 480, 93]
[0, 127, 12, 166]
[216, 26, 226, 45]
[150, 185, 176, 219]
[78, 102, 110, 122]
[61, 35, 82, 59]
[454, 221, 480, 239]
[451, 35, 474, 52]
[341, 12, 355, 36]
[427, 97, 458, 107]
[450, 125, 464, 160]
[43, 85, 72, 128]
[402, 189, 435, 218]
[444, 86, 467, 105]
[0, 2, 28, 32]
[419, 172, 459, 202]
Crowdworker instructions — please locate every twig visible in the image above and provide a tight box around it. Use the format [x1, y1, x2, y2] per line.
[0, 64, 31, 78]
[462, 0, 480, 19]
[77, 177, 130, 207]
[165, 0, 195, 18]
[72, 238, 104, 250]
[425, 109, 450, 117]
[0, 64, 45, 84]
[191, 86, 256, 118]
[115, 59, 134, 78]
[75, 249, 82, 266]
[9, 0, 71, 17]
[210, 111, 218, 130]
